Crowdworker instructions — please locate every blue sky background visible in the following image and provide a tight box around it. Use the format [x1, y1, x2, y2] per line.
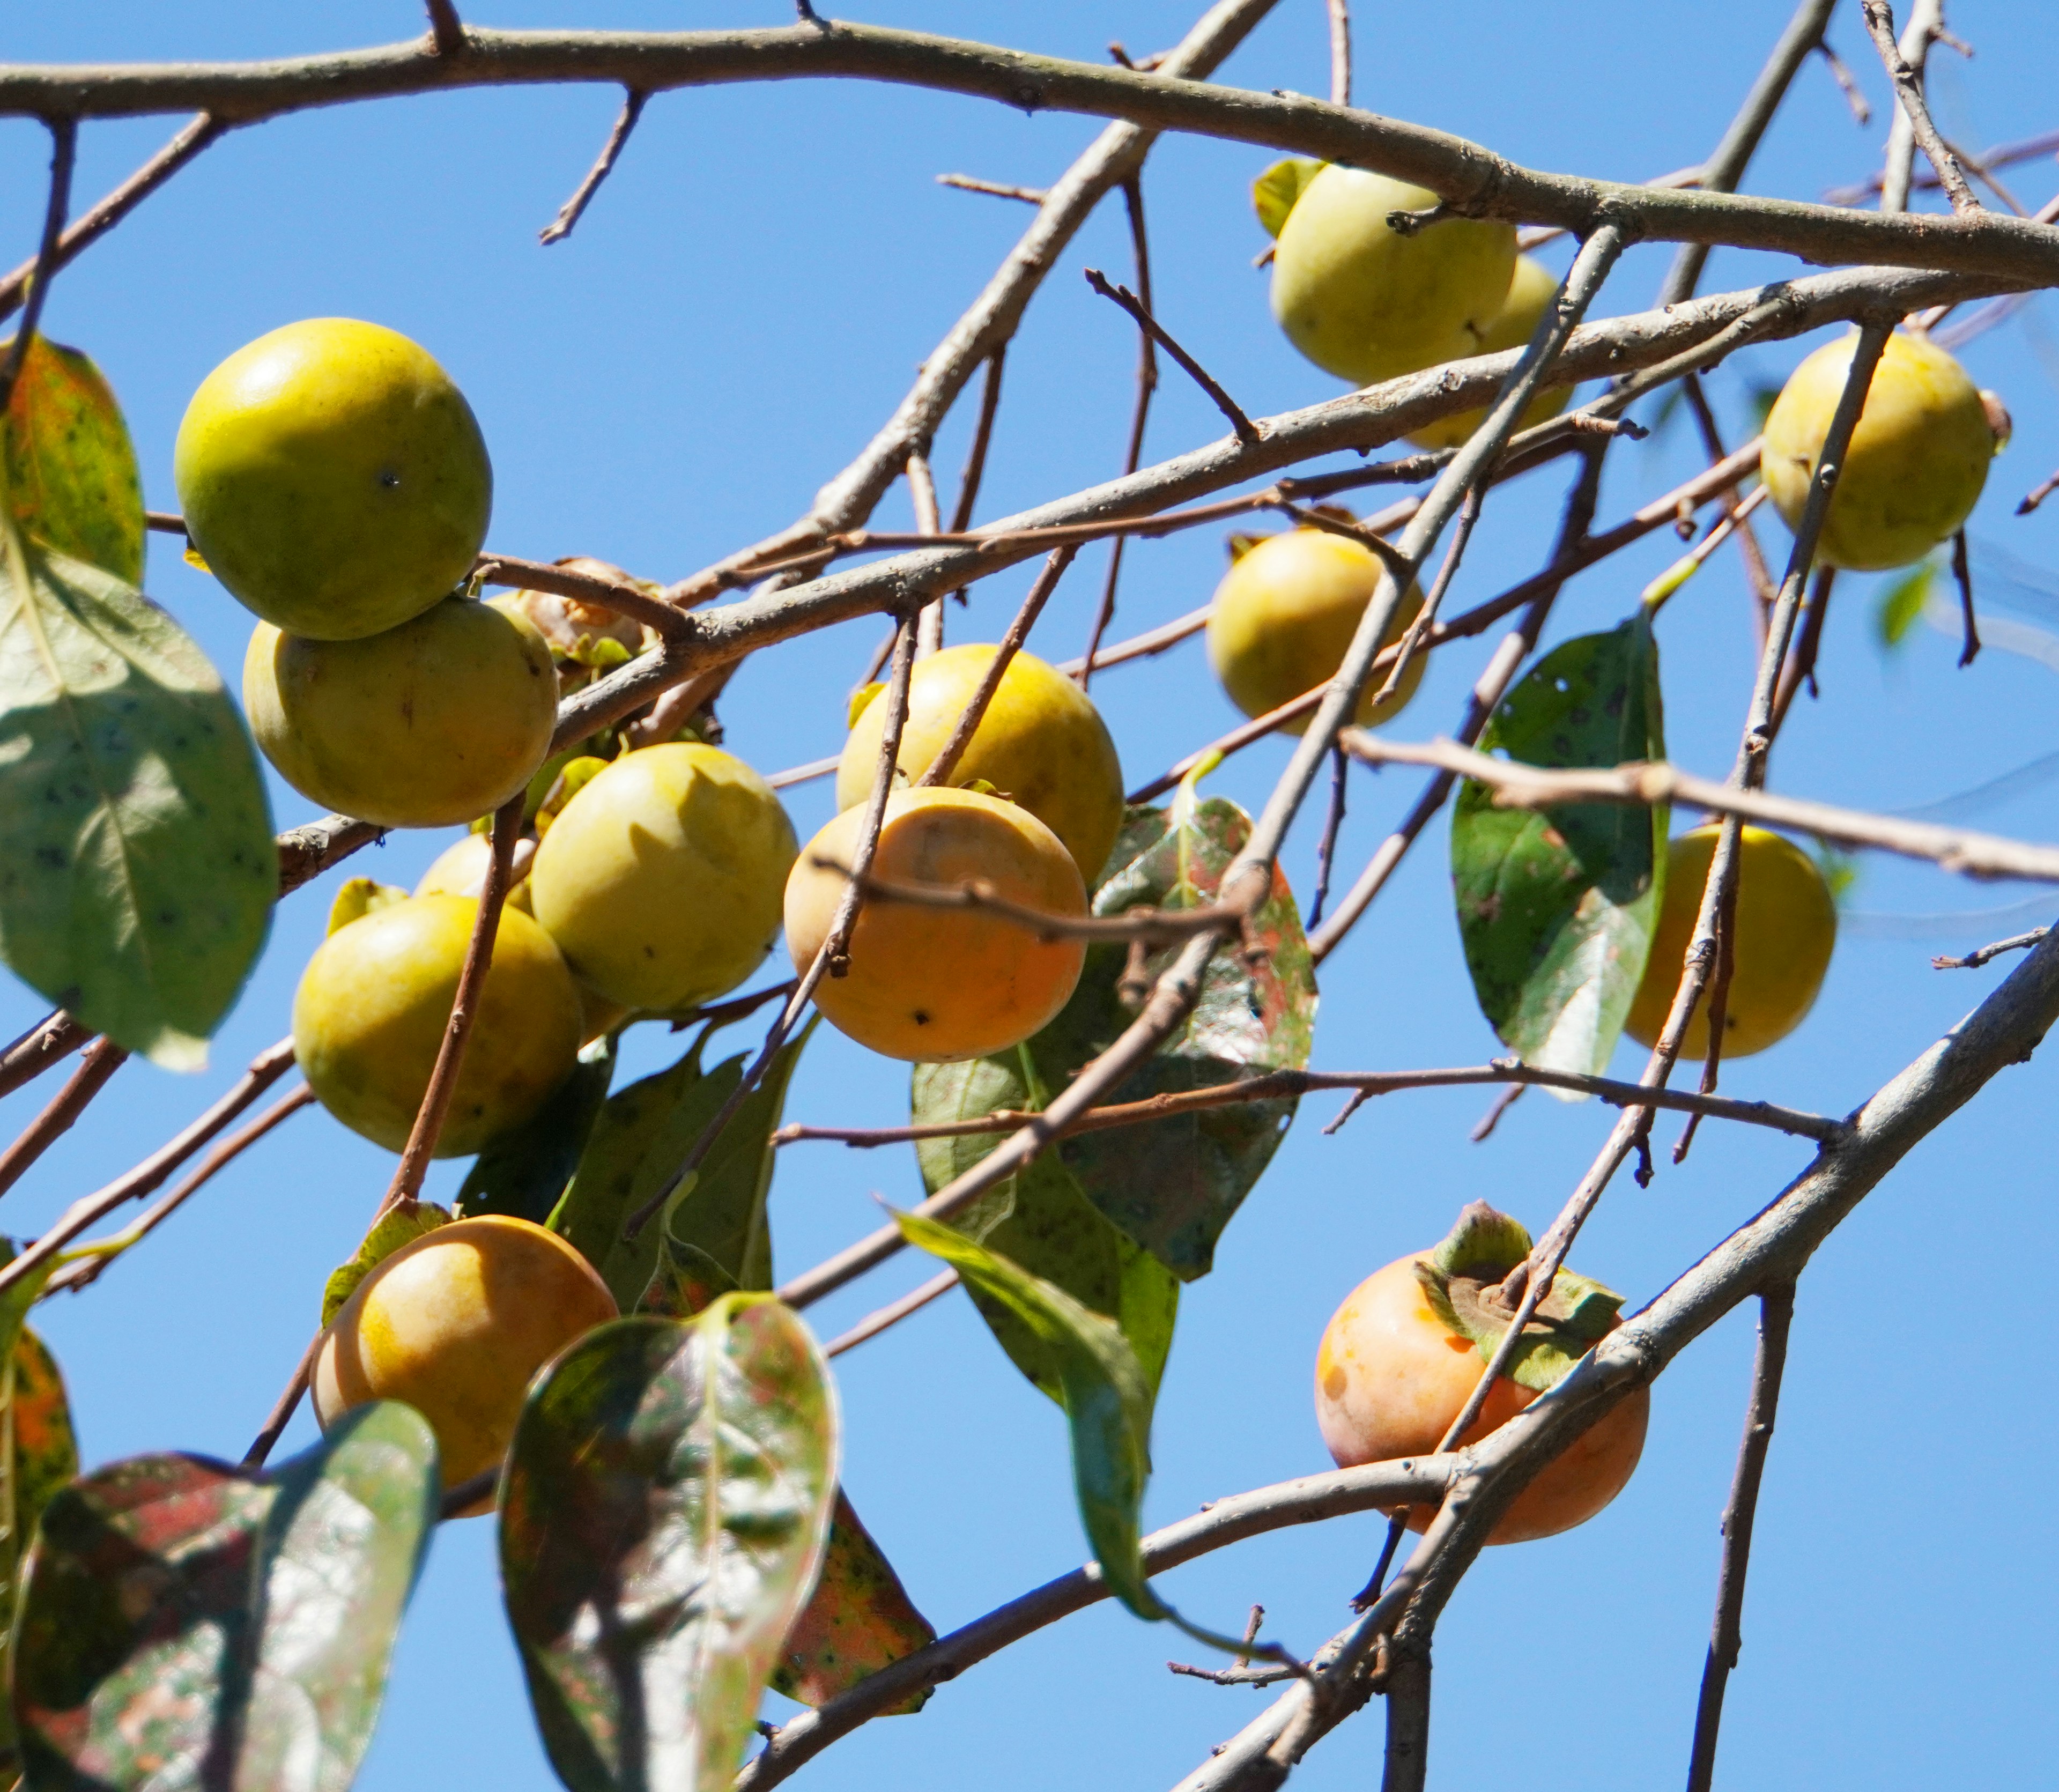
[4, 3, 2056, 1787]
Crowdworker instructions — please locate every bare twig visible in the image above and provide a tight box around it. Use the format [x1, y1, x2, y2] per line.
[0, 1038, 127, 1205]
[0, 114, 227, 325]
[42, 1086, 315, 1298]
[937, 173, 1048, 204]
[1305, 746, 1349, 931]
[2018, 465, 2059, 517]
[1861, 0, 1980, 214]
[1951, 529, 1979, 667]
[1079, 179, 1157, 687]
[425, 0, 466, 57]
[0, 1038, 297, 1306]
[1325, 0, 1352, 107]
[374, 793, 524, 1220]
[1769, 564, 1836, 732]
[243, 1331, 320, 1469]
[824, 1268, 960, 1357]
[908, 451, 946, 657]
[919, 546, 1079, 789]
[943, 346, 1008, 611]
[538, 87, 648, 243]
[1813, 38, 1872, 125]
[473, 551, 684, 637]
[0, 117, 77, 414]
[1468, 1083, 1524, 1143]
[0, 1011, 93, 1103]
[1685, 1282, 1797, 1792]
[1934, 927, 2048, 970]
[1084, 266, 1257, 445]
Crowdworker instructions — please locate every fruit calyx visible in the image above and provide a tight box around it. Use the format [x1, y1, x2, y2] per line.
[1415, 1200, 1624, 1395]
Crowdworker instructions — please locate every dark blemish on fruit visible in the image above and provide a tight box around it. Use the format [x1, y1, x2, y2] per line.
[913, 1010, 931, 1026]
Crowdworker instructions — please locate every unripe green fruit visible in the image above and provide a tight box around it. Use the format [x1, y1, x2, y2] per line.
[1406, 255, 1569, 450]
[528, 744, 797, 1012]
[293, 894, 581, 1156]
[836, 644, 1124, 884]
[175, 319, 492, 639]
[1761, 329, 1999, 572]
[1208, 529, 1426, 730]
[243, 596, 557, 829]
[1271, 166, 1517, 387]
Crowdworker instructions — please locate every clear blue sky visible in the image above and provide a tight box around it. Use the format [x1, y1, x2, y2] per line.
[5, 3, 2056, 1787]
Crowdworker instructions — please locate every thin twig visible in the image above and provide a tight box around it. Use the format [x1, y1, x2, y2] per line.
[1934, 927, 2049, 970]
[1084, 266, 1258, 445]
[0, 1038, 297, 1306]
[1468, 1083, 1524, 1143]
[0, 1011, 93, 1103]
[919, 547, 1079, 790]
[1325, 0, 1352, 107]
[824, 1268, 960, 1357]
[425, 0, 466, 56]
[1305, 746, 1349, 931]
[1769, 563, 1836, 732]
[0, 1037, 127, 1205]
[773, 1062, 1846, 1148]
[243, 1332, 321, 1469]
[42, 1086, 315, 1298]
[0, 114, 227, 325]
[473, 551, 684, 637]
[1951, 529, 1979, 667]
[1685, 1282, 1797, 1792]
[1079, 179, 1157, 688]
[908, 451, 946, 657]
[539, 87, 648, 243]
[374, 793, 524, 1220]
[944, 346, 1008, 611]
[1813, 38, 1872, 125]
[0, 117, 78, 415]
[1860, 0, 1981, 214]
[811, 857, 1247, 946]
[937, 173, 1048, 204]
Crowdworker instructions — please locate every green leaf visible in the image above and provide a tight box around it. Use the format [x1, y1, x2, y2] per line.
[460, 1035, 616, 1224]
[2, 335, 145, 587]
[322, 1200, 451, 1327]
[0, 534, 275, 1071]
[1451, 615, 1667, 1081]
[1874, 560, 1936, 651]
[13, 1401, 438, 1791]
[893, 1211, 1161, 1620]
[1251, 158, 1325, 238]
[1014, 796, 1315, 1280]
[630, 1249, 935, 1714]
[768, 1490, 935, 1713]
[0, 1323, 77, 1769]
[1411, 1201, 1626, 1396]
[500, 1299, 838, 1792]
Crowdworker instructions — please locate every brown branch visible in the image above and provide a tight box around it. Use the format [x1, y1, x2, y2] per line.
[665, 978, 801, 1034]
[473, 551, 684, 636]
[908, 450, 946, 657]
[943, 346, 1007, 611]
[374, 793, 523, 1219]
[1861, 0, 1980, 214]
[1325, 0, 1351, 107]
[1304, 745, 1348, 932]
[1951, 529, 1979, 667]
[937, 173, 1048, 204]
[0, 1038, 127, 1205]
[0, 1037, 297, 1306]
[621, 613, 923, 1243]
[0, 1011, 94, 1102]
[1813, 38, 1872, 126]
[823, 1268, 959, 1358]
[2017, 464, 2059, 517]
[538, 87, 648, 243]
[1935, 927, 2048, 971]
[1085, 265, 1257, 445]
[1079, 179, 1157, 687]
[0, 114, 227, 325]
[0, 116, 77, 414]
[425, 0, 466, 57]
[1057, 601, 1211, 678]
[1685, 1282, 1796, 1792]
[277, 813, 386, 895]
[1769, 563, 1836, 733]
[42, 1085, 315, 1298]
[243, 1331, 320, 1469]
[919, 546, 1079, 789]
[773, 1062, 1846, 1148]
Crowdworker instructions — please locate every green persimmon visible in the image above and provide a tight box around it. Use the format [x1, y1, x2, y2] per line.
[175, 318, 492, 639]
[1406, 254, 1569, 450]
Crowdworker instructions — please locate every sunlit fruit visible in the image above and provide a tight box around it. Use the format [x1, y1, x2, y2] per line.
[175, 319, 492, 640]
[414, 832, 534, 913]
[528, 744, 797, 1013]
[1624, 824, 1836, 1060]
[785, 787, 1086, 1062]
[1315, 1203, 1648, 1544]
[836, 643, 1124, 884]
[313, 1216, 617, 1511]
[293, 894, 581, 1156]
[1271, 166, 1517, 388]
[243, 595, 556, 829]
[1761, 328, 2001, 572]
[1209, 528, 1426, 730]
[1406, 254, 1569, 450]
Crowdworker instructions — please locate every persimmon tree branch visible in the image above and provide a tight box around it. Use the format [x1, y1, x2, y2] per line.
[12, 23, 2059, 283]
[538, 85, 646, 243]
[0, 1011, 94, 1102]
[0, 1037, 125, 1203]
[1862, 0, 1978, 215]
[0, 115, 76, 412]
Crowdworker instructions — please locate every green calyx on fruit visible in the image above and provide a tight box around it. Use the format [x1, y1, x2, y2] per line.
[244, 594, 557, 830]
[175, 317, 492, 640]
[1761, 328, 2001, 572]
[1253, 158, 1325, 238]
[1269, 165, 1517, 388]
[1413, 1201, 1625, 1395]
[327, 878, 411, 935]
